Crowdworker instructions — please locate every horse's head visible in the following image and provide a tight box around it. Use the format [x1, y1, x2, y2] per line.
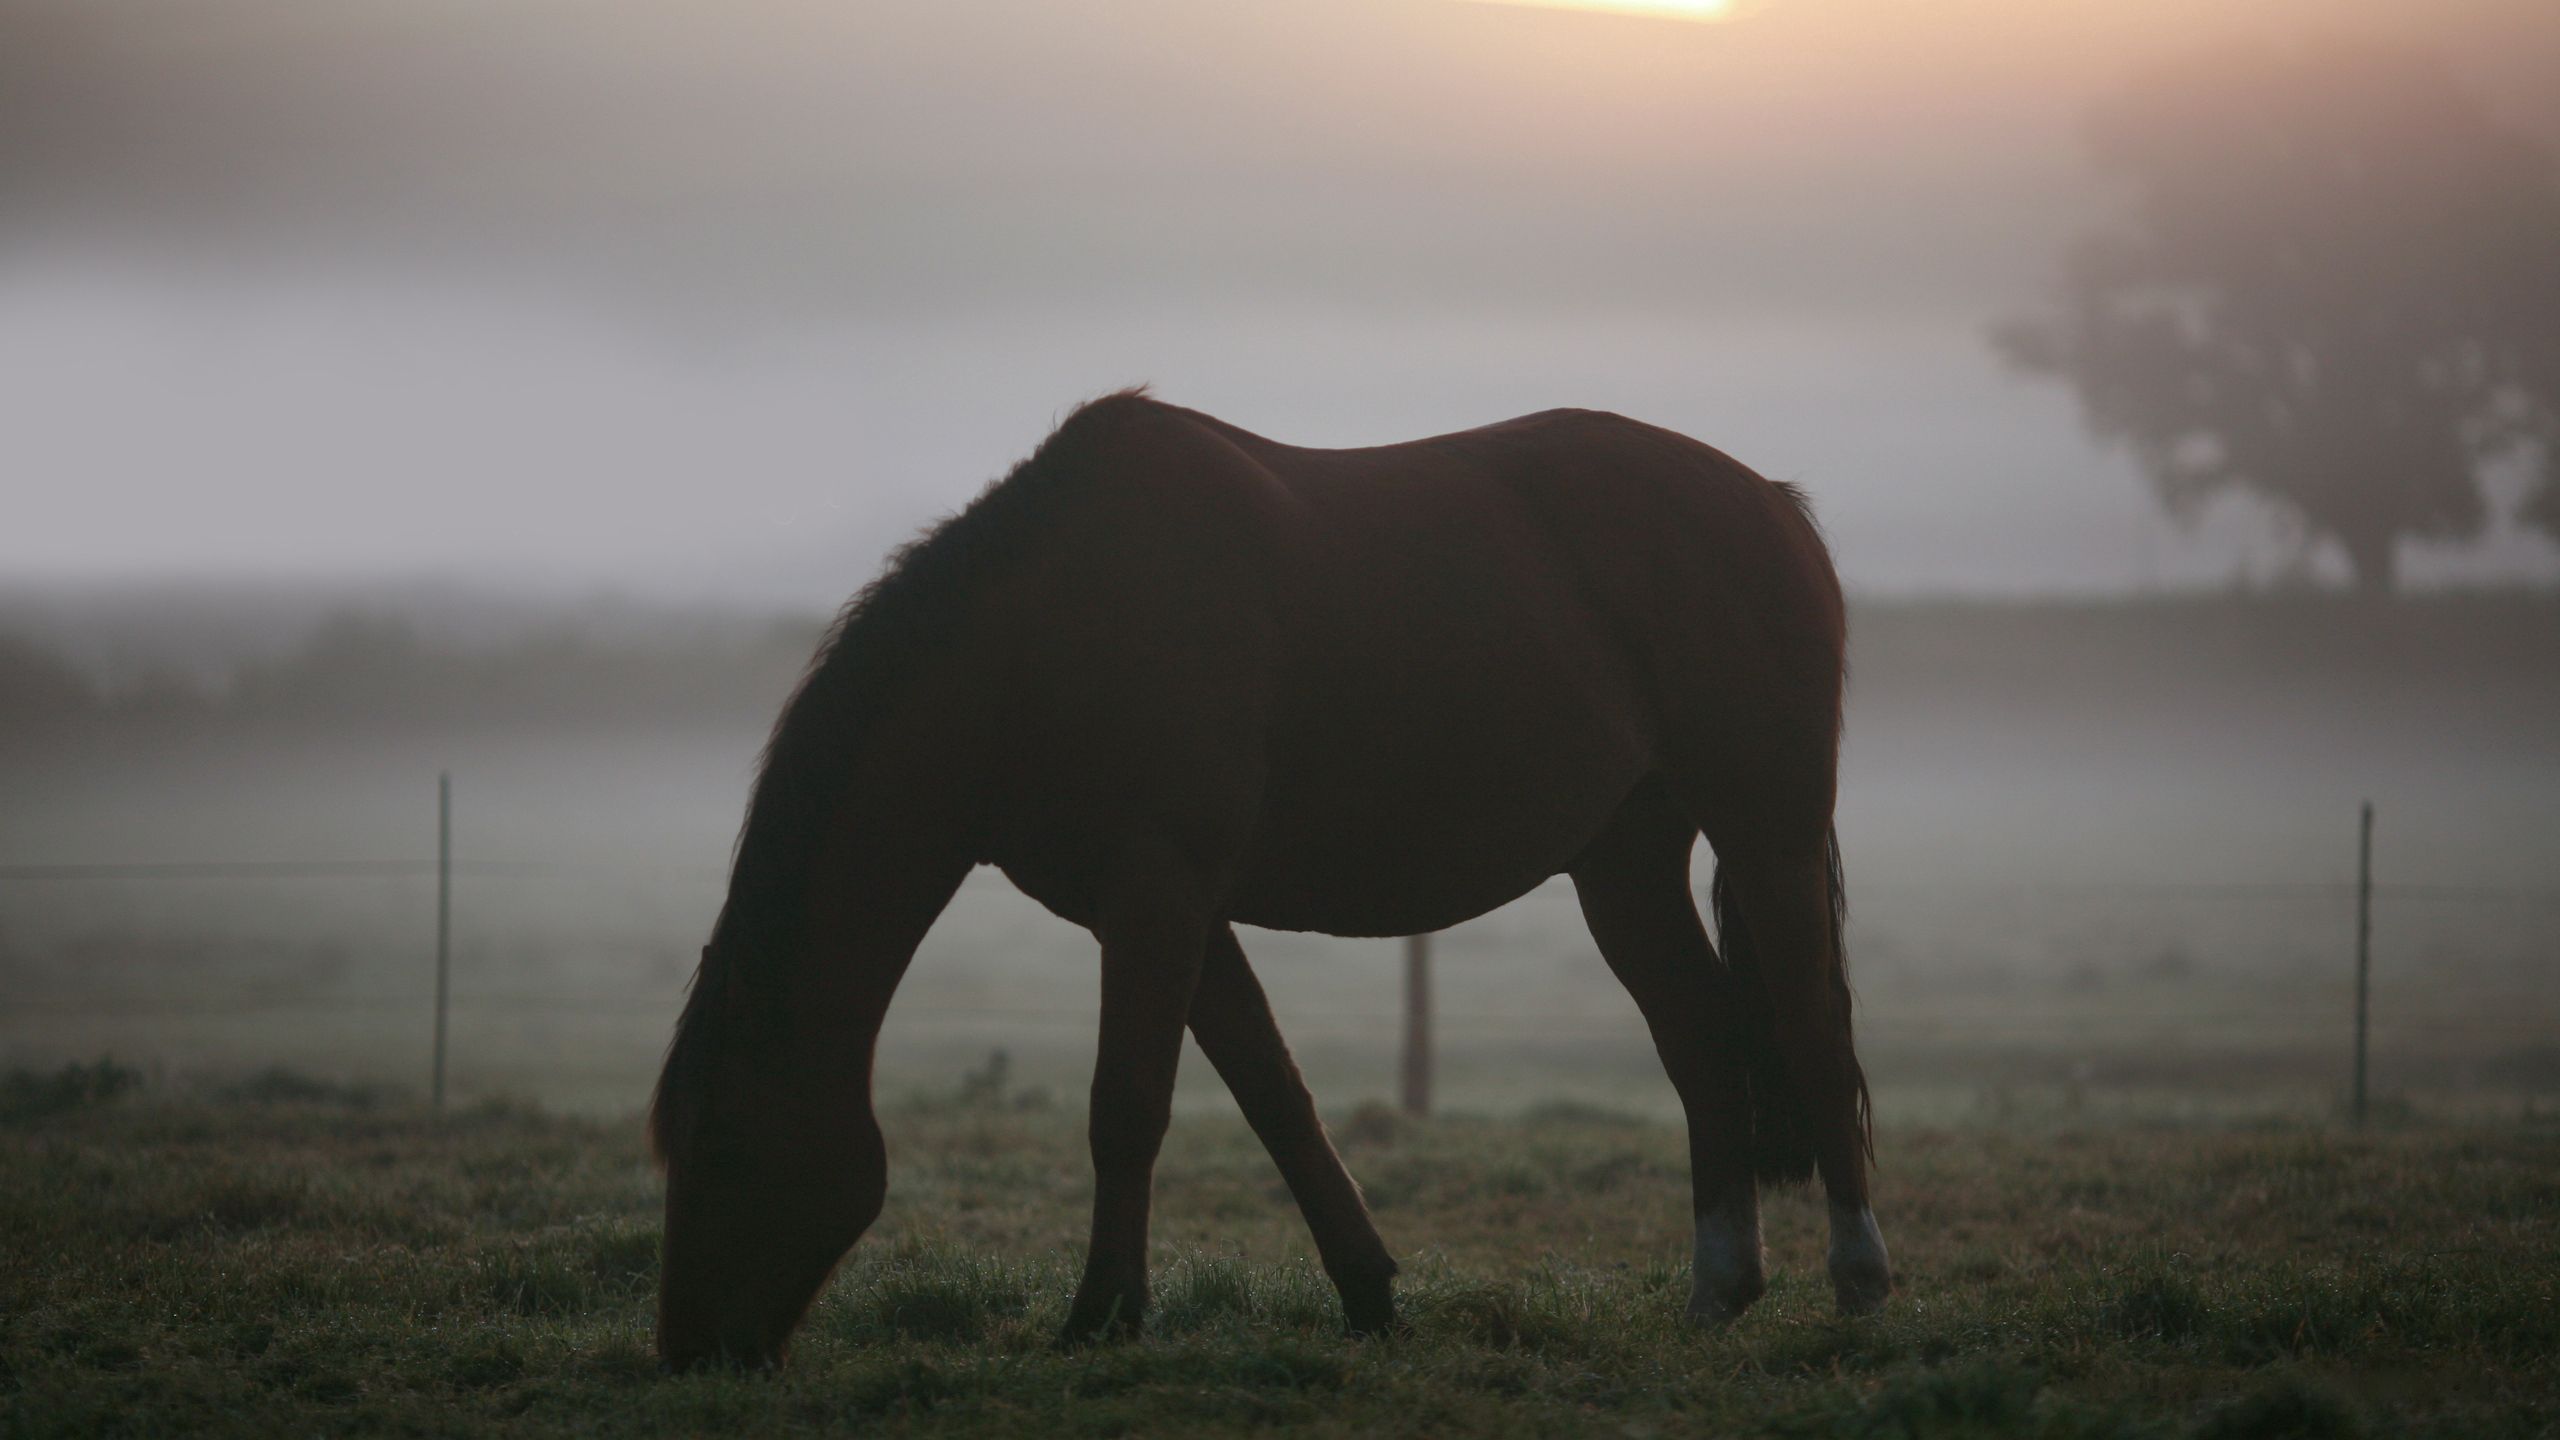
[652, 957, 885, 1372]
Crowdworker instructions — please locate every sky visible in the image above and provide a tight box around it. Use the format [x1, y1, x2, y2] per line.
[6, 0, 2558, 607]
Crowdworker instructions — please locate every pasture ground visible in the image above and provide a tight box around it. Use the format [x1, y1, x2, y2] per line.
[2, 1083, 2555, 1438]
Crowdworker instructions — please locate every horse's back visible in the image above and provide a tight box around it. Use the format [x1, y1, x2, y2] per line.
[1226, 405, 1844, 758]
[982, 398, 1844, 934]
[1213, 404, 1842, 929]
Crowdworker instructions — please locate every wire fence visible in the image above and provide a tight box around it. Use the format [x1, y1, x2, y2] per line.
[5, 790, 2557, 1113]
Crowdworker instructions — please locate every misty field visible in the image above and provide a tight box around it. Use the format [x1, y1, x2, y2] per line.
[4, 598, 2554, 1433]
[5, 1081, 2556, 1438]
[9, 595, 2555, 1122]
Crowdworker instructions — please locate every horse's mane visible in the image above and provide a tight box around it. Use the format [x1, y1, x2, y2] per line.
[650, 387, 1156, 1162]
[1769, 479, 1822, 534]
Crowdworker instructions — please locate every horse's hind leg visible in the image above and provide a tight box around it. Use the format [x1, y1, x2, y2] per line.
[1714, 846, 1893, 1316]
[1569, 785, 1767, 1325]
[1189, 925, 1399, 1334]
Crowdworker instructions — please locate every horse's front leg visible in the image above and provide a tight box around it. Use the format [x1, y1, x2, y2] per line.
[1061, 844, 1215, 1343]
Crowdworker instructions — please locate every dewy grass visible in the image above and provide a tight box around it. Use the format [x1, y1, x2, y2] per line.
[2, 1088, 2555, 1438]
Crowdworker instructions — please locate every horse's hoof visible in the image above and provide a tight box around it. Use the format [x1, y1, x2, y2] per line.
[655, 1333, 785, 1374]
[1826, 1202, 1894, 1317]
[1341, 1278, 1402, 1338]
[1055, 1294, 1144, 1349]
[1684, 1272, 1767, 1329]
[1342, 1303, 1405, 1340]
[1832, 1270, 1892, 1317]
[1687, 1201, 1767, 1328]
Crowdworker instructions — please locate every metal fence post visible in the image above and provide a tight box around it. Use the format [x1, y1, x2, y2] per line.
[2352, 800, 2373, 1129]
[433, 772, 451, 1110]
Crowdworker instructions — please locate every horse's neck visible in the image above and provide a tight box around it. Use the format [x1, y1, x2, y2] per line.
[725, 637, 996, 1056]
[769, 734, 981, 1034]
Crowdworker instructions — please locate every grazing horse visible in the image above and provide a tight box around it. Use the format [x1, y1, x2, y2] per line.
[650, 390, 1891, 1369]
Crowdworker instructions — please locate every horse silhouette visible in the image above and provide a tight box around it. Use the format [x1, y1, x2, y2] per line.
[651, 390, 1889, 1368]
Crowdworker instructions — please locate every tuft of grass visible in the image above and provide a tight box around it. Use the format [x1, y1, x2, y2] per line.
[473, 1219, 660, 1318]
[1516, 1098, 1653, 1130]
[2192, 1378, 2366, 1440]
[212, 1067, 396, 1110]
[1777, 1360, 2045, 1437]
[2095, 1254, 2210, 1343]
[0, 1058, 144, 1123]
[446, 1336, 530, 1391]
[825, 1241, 1055, 1347]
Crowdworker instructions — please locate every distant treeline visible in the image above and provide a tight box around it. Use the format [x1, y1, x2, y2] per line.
[0, 611, 824, 746]
[3, 592, 2554, 753]
[1847, 592, 2560, 705]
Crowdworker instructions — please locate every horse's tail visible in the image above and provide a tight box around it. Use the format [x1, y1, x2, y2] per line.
[1710, 827, 1868, 1185]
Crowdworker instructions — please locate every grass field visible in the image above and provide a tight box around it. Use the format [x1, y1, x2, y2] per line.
[4, 1077, 2555, 1438]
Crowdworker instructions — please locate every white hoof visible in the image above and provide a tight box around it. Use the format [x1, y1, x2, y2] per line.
[1686, 1195, 1768, 1326]
[1826, 1200, 1892, 1316]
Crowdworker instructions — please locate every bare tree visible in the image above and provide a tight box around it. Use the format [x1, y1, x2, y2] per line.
[1996, 42, 2560, 593]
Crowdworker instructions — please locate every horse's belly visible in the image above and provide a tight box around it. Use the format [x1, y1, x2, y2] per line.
[1224, 712, 1648, 937]
[1224, 843, 1586, 938]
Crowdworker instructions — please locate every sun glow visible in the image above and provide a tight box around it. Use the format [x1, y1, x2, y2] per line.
[1462, 0, 1746, 21]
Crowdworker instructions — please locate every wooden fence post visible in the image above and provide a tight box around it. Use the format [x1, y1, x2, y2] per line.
[1400, 933, 1433, 1117]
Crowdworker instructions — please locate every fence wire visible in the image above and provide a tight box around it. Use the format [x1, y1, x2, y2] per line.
[5, 843, 2555, 1100]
